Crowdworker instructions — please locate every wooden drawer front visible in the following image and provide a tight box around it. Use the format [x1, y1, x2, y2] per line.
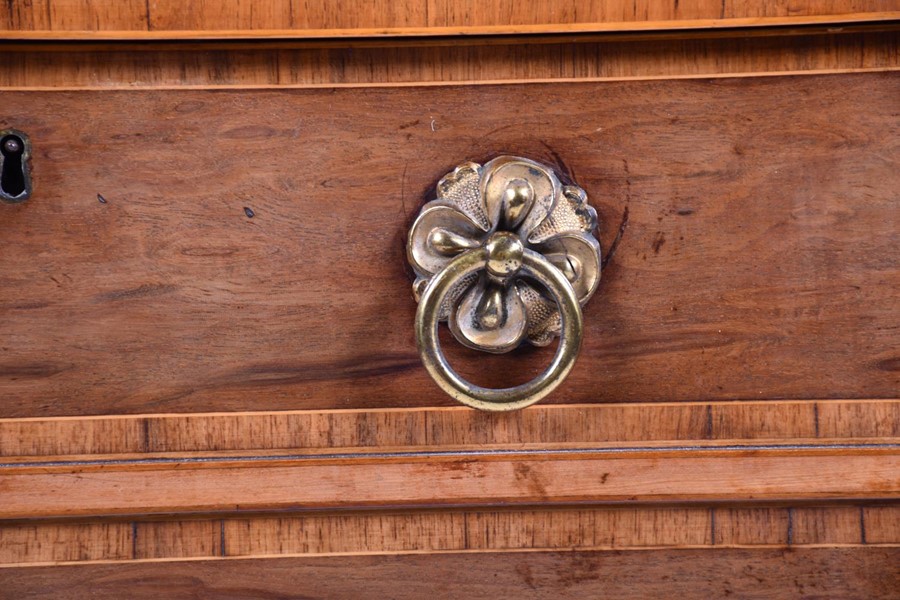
[1, 73, 897, 417]
[1, 38, 898, 591]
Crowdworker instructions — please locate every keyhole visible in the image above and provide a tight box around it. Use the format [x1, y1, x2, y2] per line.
[1, 131, 31, 203]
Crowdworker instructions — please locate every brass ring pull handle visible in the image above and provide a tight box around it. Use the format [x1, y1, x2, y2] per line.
[407, 156, 602, 411]
[416, 244, 583, 411]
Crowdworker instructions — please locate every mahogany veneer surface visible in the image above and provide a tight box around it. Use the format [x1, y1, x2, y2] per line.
[1, 73, 897, 417]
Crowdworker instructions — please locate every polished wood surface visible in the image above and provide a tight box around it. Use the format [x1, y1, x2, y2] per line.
[2, 400, 897, 457]
[4, 446, 897, 519]
[1, 28, 897, 89]
[3, 549, 898, 599]
[1, 73, 897, 416]
[2, 400, 895, 565]
[1, 4, 897, 588]
[0, 1, 896, 39]
[1, 506, 897, 566]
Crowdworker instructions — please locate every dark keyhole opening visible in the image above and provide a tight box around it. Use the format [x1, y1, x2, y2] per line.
[1, 134, 27, 199]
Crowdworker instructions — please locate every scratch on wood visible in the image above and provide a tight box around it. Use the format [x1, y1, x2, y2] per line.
[400, 162, 409, 217]
[144, 0, 152, 30]
[539, 140, 575, 183]
[787, 508, 794, 545]
[95, 283, 177, 303]
[220, 520, 226, 556]
[226, 354, 421, 386]
[601, 205, 629, 270]
[141, 418, 151, 453]
[860, 507, 867, 544]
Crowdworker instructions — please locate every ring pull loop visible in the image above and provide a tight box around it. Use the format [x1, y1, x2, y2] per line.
[407, 156, 602, 411]
[416, 246, 583, 411]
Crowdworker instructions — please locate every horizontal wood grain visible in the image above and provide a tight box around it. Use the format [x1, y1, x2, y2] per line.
[0, 1, 896, 38]
[0, 73, 897, 416]
[2, 505, 898, 566]
[3, 548, 898, 598]
[1, 29, 897, 88]
[1, 400, 897, 458]
[1, 446, 897, 519]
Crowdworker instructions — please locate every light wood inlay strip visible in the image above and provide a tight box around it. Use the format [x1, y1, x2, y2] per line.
[133, 520, 223, 560]
[0, 12, 898, 40]
[713, 508, 791, 545]
[2, 506, 898, 566]
[818, 401, 900, 438]
[791, 507, 865, 544]
[0, 447, 896, 519]
[862, 506, 900, 544]
[0, 30, 896, 88]
[0, 522, 133, 565]
[1, 400, 896, 458]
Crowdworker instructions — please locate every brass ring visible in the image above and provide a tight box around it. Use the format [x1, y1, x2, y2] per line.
[415, 247, 583, 411]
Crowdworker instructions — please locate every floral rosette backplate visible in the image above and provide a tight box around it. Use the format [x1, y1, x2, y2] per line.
[407, 156, 601, 353]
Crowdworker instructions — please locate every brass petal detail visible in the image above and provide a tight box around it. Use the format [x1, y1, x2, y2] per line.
[450, 277, 527, 354]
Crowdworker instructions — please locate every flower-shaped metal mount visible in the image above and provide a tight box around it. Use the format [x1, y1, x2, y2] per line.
[409, 156, 601, 352]
[407, 156, 601, 410]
